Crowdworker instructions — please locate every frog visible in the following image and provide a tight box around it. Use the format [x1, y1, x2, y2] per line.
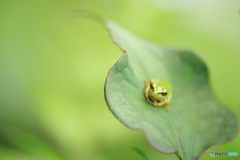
[144, 79, 172, 111]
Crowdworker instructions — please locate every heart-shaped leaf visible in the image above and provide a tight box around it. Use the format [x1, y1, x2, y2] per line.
[104, 21, 238, 160]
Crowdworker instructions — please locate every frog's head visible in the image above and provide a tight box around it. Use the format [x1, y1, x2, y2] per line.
[149, 82, 168, 99]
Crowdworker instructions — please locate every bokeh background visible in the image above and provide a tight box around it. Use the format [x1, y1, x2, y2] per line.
[0, 0, 239, 160]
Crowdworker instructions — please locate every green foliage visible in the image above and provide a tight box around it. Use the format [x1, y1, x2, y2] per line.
[104, 21, 238, 160]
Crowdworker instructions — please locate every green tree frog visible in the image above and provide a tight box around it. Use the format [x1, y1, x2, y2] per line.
[144, 79, 172, 111]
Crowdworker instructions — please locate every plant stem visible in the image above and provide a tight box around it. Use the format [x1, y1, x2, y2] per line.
[174, 152, 182, 160]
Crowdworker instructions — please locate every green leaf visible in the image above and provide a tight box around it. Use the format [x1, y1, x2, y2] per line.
[104, 21, 238, 160]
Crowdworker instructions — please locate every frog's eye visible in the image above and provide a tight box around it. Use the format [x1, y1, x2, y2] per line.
[157, 92, 167, 96]
[162, 92, 167, 96]
[150, 83, 154, 91]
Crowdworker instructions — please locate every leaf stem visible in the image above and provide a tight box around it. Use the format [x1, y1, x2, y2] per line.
[174, 152, 182, 160]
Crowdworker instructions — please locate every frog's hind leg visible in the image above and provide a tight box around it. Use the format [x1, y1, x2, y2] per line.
[144, 79, 160, 86]
[145, 92, 157, 106]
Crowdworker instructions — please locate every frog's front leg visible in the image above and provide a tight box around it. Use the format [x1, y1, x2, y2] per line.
[155, 99, 169, 111]
[162, 102, 169, 111]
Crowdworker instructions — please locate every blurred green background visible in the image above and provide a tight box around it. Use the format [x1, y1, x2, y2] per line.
[0, 0, 239, 160]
